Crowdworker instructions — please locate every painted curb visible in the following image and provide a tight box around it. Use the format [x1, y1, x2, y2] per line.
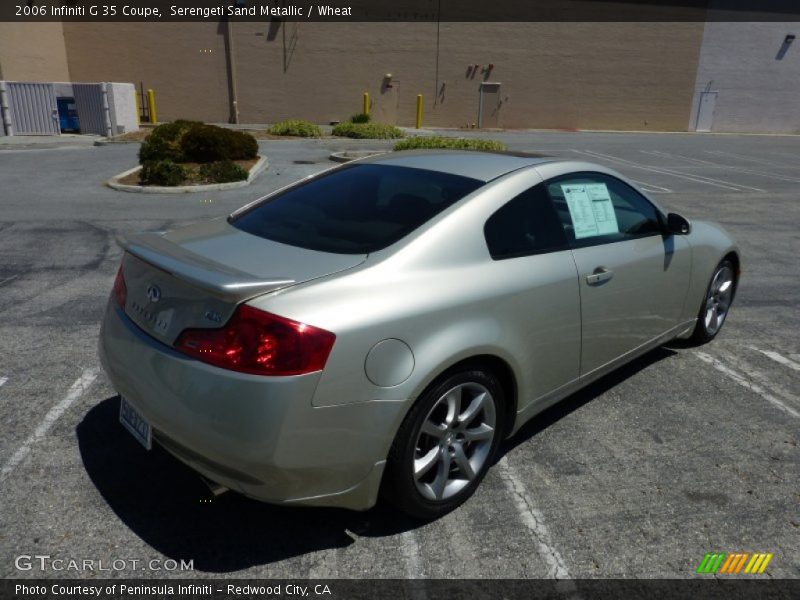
[107, 155, 269, 193]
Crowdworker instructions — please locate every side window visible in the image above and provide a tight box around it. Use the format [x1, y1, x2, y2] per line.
[546, 173, 662, 247]
[484, 183, 568, 260]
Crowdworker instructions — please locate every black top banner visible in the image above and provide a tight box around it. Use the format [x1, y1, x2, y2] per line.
[2, 0, 800, 22]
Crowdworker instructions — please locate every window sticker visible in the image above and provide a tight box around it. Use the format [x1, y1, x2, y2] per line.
[561, 183, 619, 239]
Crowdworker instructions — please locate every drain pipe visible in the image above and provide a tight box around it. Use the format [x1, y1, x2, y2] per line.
[225, 17, 241, 125]
[0, 82, 13, 136]
[101, 82, 113, 137]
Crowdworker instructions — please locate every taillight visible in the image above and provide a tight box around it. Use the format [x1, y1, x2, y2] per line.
[113, 263, 127, 308]
[174, 305, 336, 376]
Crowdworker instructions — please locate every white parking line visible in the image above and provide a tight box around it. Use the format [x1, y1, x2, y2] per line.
[704, 150, 798, 170]
[400, 530, 425, 579]
[0, 377, 7, 388]
[641, 149, 720, 167]
[575, 149, 764, 192]
[496, 457, 574, 581]
[718, 350, 799, 407]
[752, 348, 800, 373]
[695, 352, 799, 419]
[0, 368, 99, 481]
[686, 151, 800, 184]
[626, 178, 673, 194]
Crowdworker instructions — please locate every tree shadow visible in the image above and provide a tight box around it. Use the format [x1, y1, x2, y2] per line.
[76, 398, 419, 573]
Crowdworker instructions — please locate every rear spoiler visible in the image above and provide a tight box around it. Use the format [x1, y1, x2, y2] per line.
[117, 232, 295, 300]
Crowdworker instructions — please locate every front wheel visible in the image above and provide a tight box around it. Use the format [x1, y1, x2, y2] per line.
[690, 259, 736, 344]
[383, 367, 505, 520]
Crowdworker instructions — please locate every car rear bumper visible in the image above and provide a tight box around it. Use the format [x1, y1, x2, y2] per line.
[98, 300, 407, 510]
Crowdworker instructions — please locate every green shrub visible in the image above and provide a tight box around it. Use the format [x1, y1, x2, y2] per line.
[393, 136, 507, 152]
[332, 122, 404, 139]
[140, 160, 187, 186]
[181, 125, 258, 163]
[267, 119, 322, 137]
[198, 160, 249, 184]
[349, 112, 371, 124]
[138, 120, 200, 163]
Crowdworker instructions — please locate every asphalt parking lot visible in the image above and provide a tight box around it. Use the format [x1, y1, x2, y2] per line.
[0, 130, 798, 579]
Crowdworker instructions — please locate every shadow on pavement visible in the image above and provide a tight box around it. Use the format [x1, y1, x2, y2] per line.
[78, 346, 677, 572]
[76, 397, 419, 573]
[500, 346, 678, 458]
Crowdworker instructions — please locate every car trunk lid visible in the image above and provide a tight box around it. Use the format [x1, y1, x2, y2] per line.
[117, 218, 366, 345]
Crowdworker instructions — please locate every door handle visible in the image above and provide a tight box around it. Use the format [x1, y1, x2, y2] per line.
[586, 267, 614, 285]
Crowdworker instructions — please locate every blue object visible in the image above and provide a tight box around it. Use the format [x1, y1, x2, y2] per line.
[57, 97, 80, 132]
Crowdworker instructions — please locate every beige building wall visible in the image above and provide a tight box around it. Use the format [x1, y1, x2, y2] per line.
[63, 23, 231, 122]
[61, 21, 704, 130]
[233, 22, 704, 131]
[0, 23, 70, 81]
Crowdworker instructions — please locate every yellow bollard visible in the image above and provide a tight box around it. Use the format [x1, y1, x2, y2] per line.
[415, 94, 423, 129]
[134, 90, 141, 125]
[146, 89, 157, 124]
[363, 92, 369, 116]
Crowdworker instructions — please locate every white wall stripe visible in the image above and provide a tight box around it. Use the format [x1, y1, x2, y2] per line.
[695, 352, 799, 419]
[0, 368, 99, 481]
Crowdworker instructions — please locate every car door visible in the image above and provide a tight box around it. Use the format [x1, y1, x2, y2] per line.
[483, 182, 581, 407]
[544, 172, 691, 376]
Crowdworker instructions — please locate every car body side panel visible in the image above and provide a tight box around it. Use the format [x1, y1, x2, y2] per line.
[249, 167, 581, 416]
[572, 233, 692, 374]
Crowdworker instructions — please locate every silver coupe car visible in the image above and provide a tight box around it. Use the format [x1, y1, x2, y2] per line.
[99, 151, 740, 518]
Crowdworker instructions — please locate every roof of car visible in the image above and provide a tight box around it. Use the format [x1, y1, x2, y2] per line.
[360, 150, 557, 182]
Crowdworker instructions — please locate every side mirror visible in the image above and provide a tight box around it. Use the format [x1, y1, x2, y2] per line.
[665, 212, 691, 235]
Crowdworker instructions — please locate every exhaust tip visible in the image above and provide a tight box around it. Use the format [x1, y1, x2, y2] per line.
[199, 476, 229, 497]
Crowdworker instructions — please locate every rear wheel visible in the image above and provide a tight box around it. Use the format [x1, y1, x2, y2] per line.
[690, 259, 736, 344]
[383, 367, 505, 519]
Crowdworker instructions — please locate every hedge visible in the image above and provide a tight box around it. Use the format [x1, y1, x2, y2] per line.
[393, 136, 507, 151]
[332, 122, 404, 139]
[138, 121, 257, 164]
[267, 119, 322, 137]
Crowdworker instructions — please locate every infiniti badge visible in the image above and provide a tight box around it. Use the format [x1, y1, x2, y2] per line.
[146, 284, 162, 303]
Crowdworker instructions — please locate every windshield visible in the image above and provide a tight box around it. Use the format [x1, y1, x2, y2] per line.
[230, 164, 483, 254]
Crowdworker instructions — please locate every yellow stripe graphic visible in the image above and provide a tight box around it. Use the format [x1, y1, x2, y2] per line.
[749, 554, 766, 573]
[757, 554, 773, 574]
[744, 554, 759, 573]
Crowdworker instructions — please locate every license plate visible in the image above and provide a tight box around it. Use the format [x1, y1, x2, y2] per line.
[119, 396, 152, 450]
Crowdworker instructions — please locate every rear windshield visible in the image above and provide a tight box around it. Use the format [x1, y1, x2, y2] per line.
[230, 164, 483, 254]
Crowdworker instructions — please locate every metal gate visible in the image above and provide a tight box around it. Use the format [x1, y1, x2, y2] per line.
[73, 83, 111, 136]
[4, 82, 60, 135]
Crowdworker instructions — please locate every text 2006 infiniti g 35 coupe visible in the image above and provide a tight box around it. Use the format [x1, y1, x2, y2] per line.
[99, 151, 739, 518]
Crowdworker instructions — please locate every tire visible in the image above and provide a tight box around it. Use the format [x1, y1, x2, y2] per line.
[383, 366, 506, 520]
[690, 259, 736, 345]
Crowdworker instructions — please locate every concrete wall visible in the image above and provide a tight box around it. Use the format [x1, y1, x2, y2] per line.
[107, 82, 140, 134]
[689, 22, 800, 134]
[0, 23, 70, 82]
[63, 22, 704, 131]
